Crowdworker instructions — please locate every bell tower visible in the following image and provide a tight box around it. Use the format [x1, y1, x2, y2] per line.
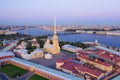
[52, 16, 60, 54]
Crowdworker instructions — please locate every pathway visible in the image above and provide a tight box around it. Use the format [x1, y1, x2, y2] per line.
[0, 72, 10, 80]
[16, 72, 34, 80]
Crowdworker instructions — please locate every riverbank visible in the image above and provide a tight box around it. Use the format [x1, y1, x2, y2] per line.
[16, 29, 120, 48]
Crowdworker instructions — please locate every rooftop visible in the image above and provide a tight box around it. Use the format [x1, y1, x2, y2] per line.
[0, 52, 14, 57]
[75, 65, 102, 77]
[95, 46, 120, 56]
[10, 57, 82, 80]
[79, 47, 120, 65]
[77, 51, 112, 67]
[14, 49, 28, 55]
[61, 61, 79, 75]
[62, 44, 81, 49]
[1, 42, 17, 52]
[60, 59, 103, 78]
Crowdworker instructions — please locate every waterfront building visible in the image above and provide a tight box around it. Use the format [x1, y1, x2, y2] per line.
[4, 30, 17, 35]
[0, 30, 5, 34]
[62, 44, 82, 53]
[44, 17, 60, 54]
[106, 31, 120, 36]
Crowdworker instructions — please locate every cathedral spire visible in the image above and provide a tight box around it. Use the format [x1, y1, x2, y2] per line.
[44, 16, 60, 54]
[54, 16, 56, 34]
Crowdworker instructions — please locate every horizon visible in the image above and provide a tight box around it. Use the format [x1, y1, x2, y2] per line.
[0, 0, 120, 25]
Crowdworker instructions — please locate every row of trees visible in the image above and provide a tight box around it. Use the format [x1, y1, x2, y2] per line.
[26, 36, 47, 54]
[0, 33, 32, 42]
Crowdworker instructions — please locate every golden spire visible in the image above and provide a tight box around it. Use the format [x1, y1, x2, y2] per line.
[54, 16, 56, 34]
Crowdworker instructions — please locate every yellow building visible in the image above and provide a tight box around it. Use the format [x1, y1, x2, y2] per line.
[77, 56, 113, 72]
[44, 17, 60, 54]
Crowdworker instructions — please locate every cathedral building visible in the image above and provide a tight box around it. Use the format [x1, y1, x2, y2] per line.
[44, 17, 60, 54]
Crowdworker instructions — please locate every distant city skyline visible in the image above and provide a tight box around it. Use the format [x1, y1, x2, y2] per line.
[0, 0, 120, 25]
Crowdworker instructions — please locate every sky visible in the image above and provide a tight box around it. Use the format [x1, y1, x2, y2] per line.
[0, 0, 120, 25]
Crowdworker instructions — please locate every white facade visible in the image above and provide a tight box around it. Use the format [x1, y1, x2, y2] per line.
[0, 52, 15, 62]
[5, 31, 17, 35]
[62, 44, 82, 53]
[106, 32, 120, 36]
[16, 41, 27, 49]
[45, 53, 52, 59]
[14, 48, 44, 60]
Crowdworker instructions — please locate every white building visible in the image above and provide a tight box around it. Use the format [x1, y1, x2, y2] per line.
[62, 44, 82, 53]
[44, 53, 52, 59]
[31, 48, 44, 59]
[0, 52, 15, 62]
[14, 48, 44, 60]
[17, 41, 27, 49]
[5, 31, 17, 35]
[106, 32, 120, 36]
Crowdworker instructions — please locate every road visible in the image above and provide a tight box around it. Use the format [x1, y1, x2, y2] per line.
[0, 73, 9, 80]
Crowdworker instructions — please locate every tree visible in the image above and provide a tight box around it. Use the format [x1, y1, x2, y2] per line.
[59, 41, 70, 48]
[39, 40, 45, 48]
[32, 46, 36, 49]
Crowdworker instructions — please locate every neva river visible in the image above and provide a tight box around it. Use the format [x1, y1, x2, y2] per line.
[17, 29, 120, 48]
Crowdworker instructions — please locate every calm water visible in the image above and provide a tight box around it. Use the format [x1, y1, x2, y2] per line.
[17, 29, 120, 48]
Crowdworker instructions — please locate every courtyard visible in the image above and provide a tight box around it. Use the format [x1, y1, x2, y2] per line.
[30, 51, 76, 69]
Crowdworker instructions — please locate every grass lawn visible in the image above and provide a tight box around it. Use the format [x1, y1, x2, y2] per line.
[0, 64, 28, 79]
[29, 74, 48, 80]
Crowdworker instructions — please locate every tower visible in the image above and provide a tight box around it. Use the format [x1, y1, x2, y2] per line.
[52, 16, 60, 54]
[43, 16, 60, 54]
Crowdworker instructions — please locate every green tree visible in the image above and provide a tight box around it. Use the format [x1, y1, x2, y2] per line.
[59, 41, 70, 48]
[39, 40, 45, 48]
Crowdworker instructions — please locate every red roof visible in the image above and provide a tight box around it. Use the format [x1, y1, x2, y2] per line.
[32, 41, 39, 44]
[77, 52, 112, 67]
[61, 61, 79, 75]
[60, 59, 103, 77]
[75, 65, 102, 77]
[78, 48, 120, 65]
[56, 60, 64, 63]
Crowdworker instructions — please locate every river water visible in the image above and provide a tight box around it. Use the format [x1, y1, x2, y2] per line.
[17, 29, 120, 48]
